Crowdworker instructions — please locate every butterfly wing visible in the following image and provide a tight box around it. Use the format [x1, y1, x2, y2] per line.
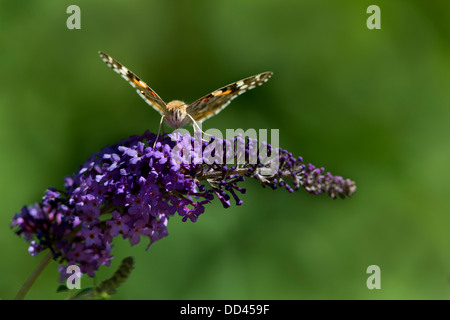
[99, 51, 167, 115]
[186, 71, 273, 122]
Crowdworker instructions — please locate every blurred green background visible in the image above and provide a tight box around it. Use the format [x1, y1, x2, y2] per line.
[1, 0, 450, 300]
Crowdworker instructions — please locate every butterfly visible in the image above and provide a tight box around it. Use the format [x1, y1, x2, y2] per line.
[99, 51, 272, 130]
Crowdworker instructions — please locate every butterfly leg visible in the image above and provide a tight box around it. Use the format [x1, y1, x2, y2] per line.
[186, 114, 213, 142]
[153, 115, 166, 148]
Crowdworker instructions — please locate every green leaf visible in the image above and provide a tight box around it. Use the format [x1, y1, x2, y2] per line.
[56, 285, 69, 293]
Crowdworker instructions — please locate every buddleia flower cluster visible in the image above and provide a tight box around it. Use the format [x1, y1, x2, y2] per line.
[11, 130, 356, 279]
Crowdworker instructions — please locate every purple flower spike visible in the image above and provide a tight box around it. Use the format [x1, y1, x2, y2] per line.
[11, 130, 356, 279]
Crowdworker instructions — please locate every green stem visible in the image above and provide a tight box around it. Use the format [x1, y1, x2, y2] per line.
[15, 251, 53, 300]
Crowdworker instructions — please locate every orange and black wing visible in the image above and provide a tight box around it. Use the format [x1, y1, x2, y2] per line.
[186, 71, 273, 122]
[99, 51, 166, 116]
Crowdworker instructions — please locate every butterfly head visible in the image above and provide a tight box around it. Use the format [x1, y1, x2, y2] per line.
[165, 100, 189, 128]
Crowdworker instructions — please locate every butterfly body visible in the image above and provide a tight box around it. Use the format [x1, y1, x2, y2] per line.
[99, 51, 272, 129]
[164, 100, 189, 128]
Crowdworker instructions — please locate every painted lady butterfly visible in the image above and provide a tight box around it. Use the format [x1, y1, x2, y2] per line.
[99, 51, 272, 129]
